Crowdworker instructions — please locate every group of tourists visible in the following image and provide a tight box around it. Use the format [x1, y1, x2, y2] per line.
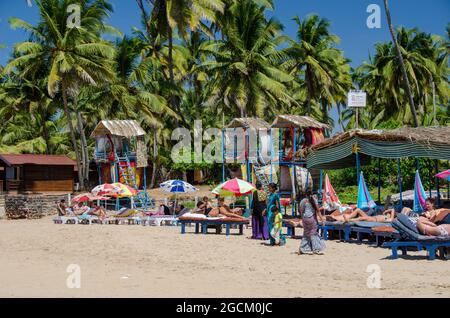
[57, 199, 107, 219]
[249, 183, 450, 255]
[250, 182, 325, 254]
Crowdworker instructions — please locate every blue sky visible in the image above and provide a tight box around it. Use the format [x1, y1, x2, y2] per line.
[0, 0, 448, 131]
[1, 0, 448, 67]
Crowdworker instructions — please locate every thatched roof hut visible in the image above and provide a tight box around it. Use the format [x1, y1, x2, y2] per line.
[270, 115, 330, 129]
[299, 126, 450, 170]
[91, 120, 146, 138]
[227, 117, 271, 130]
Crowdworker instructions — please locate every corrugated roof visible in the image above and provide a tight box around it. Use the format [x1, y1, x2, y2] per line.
[0, 154, 77, 166]
[227, 117, 271, 129]
[91, 120, 146, 138]
[271, 115, 330, 129]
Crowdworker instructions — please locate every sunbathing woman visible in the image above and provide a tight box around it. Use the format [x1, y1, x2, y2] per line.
[208, 198, 246, 219]
[347, 209, 396, 223]
[417, 217, 450, 238]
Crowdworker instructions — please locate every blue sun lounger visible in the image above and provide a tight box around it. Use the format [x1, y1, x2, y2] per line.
[350, 221, 399, 245]
[383, 218, 450, 260]
[179, 217, 249, 237]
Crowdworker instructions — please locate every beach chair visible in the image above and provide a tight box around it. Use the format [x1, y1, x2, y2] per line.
[178, 215, 249, 237]
[318, 221, 354, 241]
[383, 217, 450, 260]
[349, 221, 399, 245]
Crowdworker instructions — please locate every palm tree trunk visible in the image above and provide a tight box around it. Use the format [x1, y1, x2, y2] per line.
[76, 109, 90, 190]
[383, 0, 419, 127]
[168, 27, 182, 123]
[61, 78, 84, 190]
[150, 127, 158, 188]
[306, 65, 313, 115]
[41, 118, 51, 155]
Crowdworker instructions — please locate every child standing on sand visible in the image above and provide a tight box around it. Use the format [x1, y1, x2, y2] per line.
[270, 206, 283, 245]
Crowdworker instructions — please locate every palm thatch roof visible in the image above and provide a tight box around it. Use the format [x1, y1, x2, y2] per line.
[227, 117, 271, 129]
[91, 120, 146, 138]
[270, 115, 330, 129]
[299, 126, 450, 169]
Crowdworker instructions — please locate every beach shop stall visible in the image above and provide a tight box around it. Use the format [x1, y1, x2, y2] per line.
[91, 120, 150, 209]
[222, 117, 273, 184]
[298, 126, 450, 209]
[270, 115, 330, 214]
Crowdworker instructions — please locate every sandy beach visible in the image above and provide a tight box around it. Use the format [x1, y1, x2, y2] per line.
[0, 217, 448, 298]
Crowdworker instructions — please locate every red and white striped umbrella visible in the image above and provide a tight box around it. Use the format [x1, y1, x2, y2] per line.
[212, 178, 256, 197]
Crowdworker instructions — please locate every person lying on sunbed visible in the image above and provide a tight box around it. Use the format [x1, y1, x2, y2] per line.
[73, 202, 107, 219]
[324, 206, 367, 222]
[207, 198, 246, 219]
[417, 217, 450, 238]
[344, 209, 396, 223]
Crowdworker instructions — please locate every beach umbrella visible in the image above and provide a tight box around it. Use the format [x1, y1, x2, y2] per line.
[160, 180, 198, 212]
[111, 182, 138, 198]
[413, 170, 427, 213]
[91, 183, 123, 196]
[72, 193, 93, 203]
[357, 172, 376, 210]
[323, 174, 341, 206]
[160, 180, 198, 194]
[212, 178, 256, 197]
[72, 193, 109, 203]
[435, 169, 450, 182]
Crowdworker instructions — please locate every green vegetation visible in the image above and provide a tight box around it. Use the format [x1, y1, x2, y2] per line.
[0, 0, 448, 190]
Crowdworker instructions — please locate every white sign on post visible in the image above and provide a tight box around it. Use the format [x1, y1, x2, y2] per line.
[347, 91, 367, 107]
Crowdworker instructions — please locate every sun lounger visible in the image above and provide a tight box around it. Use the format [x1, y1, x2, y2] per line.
[383, 218, 450, 260]
[144, 215, 178, 226]
[318, 221, 355, 241]
[178, 216, 249, 236]
[349, 221, 395, 244]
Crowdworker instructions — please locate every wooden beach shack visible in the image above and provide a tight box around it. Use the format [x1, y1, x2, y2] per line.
[0, 154, 77, 193]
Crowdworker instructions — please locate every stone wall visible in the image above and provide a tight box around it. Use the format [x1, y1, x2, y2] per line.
[5, 194, 68, 219]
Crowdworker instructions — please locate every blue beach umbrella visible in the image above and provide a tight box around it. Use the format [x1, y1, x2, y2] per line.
[160, 180, 198, 193]
[160, 180, 198, 212]
[357, 172, 376, 210]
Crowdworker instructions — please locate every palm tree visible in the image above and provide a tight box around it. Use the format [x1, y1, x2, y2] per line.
[354, 27, 447, 126]
[3, 0, 117, 189]
[201, 0, 294, 117]
[287, 14, 351, 116]
[138, 0, 225, 122]
[383, 0, 419, 127]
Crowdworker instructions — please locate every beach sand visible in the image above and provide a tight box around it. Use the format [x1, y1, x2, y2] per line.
[0, 217, 449, 298]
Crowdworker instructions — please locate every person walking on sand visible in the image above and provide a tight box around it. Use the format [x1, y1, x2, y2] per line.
[299, 191, 325, 255]
[250, 182, 269, 240]
[265, 183, 285, 246]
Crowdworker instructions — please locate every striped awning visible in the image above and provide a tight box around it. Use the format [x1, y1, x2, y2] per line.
[304, 132, 450, 170]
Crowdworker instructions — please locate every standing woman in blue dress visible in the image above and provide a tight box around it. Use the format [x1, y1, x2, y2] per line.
[264, 183, 286, 246]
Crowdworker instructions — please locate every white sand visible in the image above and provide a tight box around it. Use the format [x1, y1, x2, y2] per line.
[0, 217, 449, 298]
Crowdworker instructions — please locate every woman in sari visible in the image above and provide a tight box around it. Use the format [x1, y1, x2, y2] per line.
[264, 183, 285, 246]
[299, 191, 325, 255]
[250, 182, 269, 240]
